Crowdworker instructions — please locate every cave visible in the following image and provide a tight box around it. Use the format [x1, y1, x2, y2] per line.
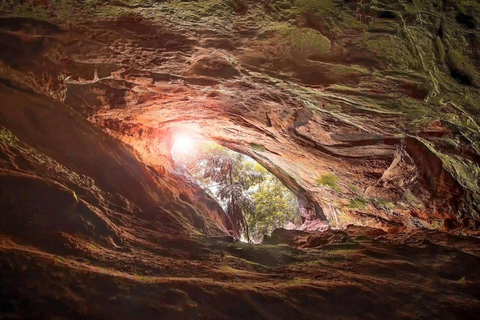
[171, 138, 308, 242]
[1, 1, 480, 319]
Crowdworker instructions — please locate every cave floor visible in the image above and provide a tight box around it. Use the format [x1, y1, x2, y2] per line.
[2, 221, 480, 320]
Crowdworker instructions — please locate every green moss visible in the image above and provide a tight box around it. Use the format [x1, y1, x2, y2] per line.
[328, 63, 369, 77]
[404, 190, 423, 208]
[455, 0, 480, 12]
[430, 220, 443, 229]
[347, 197, 368, 210]
[265, 0, 336, 20]
[338, 14, 366, 30]
[416, 137, 480, 194]
[447, 50, 478, 84]
[437, 154, 480, 193]
[401, 3, 418, 22]
[365, 34, 421, 71]
[164, 0, 233, 20]
[348, 184, 361, 194]
[434, 36, 446, 62]
[373, 198, 395, 210]
[294, 0, 334, 15]
[316, 173, 341, 192]
[0, 1, 49, 20]
[336, 210, 352, 224]
[250, 143, 266, 151]
[292, 28, 331, 55]
[0, 129, 17, 146]
[94, 5, 131, 18]
[329, 204, 363, 226]
[260, 23, 331, 61]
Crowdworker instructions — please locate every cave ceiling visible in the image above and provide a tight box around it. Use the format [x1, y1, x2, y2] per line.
[0, 0, 479, 231]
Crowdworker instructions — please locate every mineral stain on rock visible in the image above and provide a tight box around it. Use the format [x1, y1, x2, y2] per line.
[0, 0, 479, 319]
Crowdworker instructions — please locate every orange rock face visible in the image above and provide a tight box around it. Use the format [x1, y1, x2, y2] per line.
[0, 1, 480, 318]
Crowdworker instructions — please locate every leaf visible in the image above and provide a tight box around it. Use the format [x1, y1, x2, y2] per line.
[179, 141, 300, 242]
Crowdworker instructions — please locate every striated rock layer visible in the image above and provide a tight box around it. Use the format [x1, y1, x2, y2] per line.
[2, 0, 478, 230]
[1, 0, 480, 319]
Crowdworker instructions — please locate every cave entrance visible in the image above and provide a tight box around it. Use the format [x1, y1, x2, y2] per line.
[171, 136, 302, 243]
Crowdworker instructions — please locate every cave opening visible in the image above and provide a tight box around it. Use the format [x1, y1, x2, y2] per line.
[171, 136, 303, 243]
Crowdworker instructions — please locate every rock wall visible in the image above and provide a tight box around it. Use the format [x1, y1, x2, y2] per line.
[0, 0, 479, 232]
[2, 2, 480, 319]
[0, 80, 233, 245]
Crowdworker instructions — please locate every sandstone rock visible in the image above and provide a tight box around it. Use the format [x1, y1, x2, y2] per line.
[1, 1, 480, 318]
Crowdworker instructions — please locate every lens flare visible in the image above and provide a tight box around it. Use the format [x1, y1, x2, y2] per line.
[172, 134, 195, 157]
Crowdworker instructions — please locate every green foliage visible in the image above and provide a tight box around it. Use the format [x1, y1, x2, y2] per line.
[347, 196, 368, 210]
[180, 142, 299, 242]
[372, 198, 394, 210]
[0, 129, 16, 146]
[316, 173, 341, 192]
[248, 171, 300, 240]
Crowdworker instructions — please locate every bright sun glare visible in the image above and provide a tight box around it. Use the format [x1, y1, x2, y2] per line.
[172, 134, 195, 157]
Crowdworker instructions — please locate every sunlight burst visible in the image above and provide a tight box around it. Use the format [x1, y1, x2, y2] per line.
[172, 134, 195, 157]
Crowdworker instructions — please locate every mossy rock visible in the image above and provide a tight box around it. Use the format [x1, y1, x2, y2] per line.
[316, 173, 341, 192]
[347, 197, 369, 210]
[258, 23, 331, 62]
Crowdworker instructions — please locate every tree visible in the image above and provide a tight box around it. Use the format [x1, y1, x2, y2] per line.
[248, 173, 300, 241]
[178, 142, 300, 242]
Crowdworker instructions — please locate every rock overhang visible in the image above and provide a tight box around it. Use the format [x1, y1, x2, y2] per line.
[0, 0, 479, 232]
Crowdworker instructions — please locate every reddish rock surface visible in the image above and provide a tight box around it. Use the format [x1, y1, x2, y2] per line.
[1, 0, 480, 319]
